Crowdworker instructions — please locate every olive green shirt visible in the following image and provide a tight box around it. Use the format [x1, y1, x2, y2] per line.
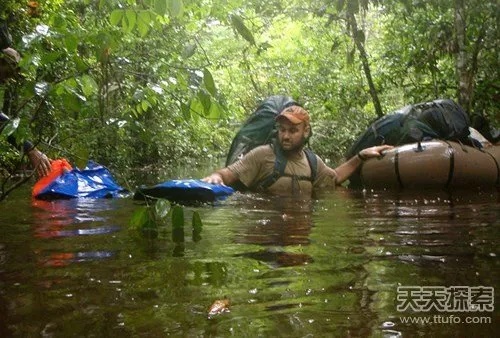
[227, 145, 337, 196]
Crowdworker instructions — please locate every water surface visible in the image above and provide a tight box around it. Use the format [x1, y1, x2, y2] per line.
[0, 183, 498, 337]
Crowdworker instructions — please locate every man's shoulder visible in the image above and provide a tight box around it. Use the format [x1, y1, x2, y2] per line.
[247, 144, 274, 155]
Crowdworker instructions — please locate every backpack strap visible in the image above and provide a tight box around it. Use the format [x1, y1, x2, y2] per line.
[257, 143, 318, 190]
[257, 142, 287, 190]
[304, 148, 318, 183]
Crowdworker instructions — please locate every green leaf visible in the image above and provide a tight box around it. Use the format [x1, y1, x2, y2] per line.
[125, 10, 137, 33]
[171, 205, 184, 228]
[134, 103, 142, 116]
[154, 0, 168, 16]
[80, 75, 98, 97]
[62, 92, 82, 112]
[0, 118, 19, 137]
[198, 90, 211, 114]
[137, 11, 152, 37]
[64, 35, 78, 52]
[53, 15, 67, 30]
[172, 227, 184, 243]
[155, 200, 170, 219]
[129, 207, 148, 229]
[203, 68, 216, 96]
[110, 10, 124, 26]
[208, 100, 223, 119]
[140, 209, 158, 239]
[230, 14, 255, 45]
[169, 0, 184, 18]
[181, 102, 191, 120]
[73, 55, 88, 72]
[192, 211, 202, 229]
[189, 98, 204, 120]
[74, 146, 90, 170]
[182, 43, 197, 59]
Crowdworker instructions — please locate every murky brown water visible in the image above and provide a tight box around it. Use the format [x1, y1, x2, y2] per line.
[0, 182, 498, 337]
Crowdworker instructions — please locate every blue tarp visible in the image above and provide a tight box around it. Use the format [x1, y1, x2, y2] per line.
[33, 161, 127, 200]
[134, 179, 234, 204]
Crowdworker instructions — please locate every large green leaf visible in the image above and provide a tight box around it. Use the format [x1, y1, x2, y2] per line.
[53, 14, 67, 30]
[208, 100, 224, 119]
[74, 146, 90, 170]
[125, 10, 137, 33]
[62, 92, 82, 112]
[192, 211, 202, 229]
[192, 211, 202, 242]
[64, 35, 78, 52]
[189, 98, 204, 120]
[110, 10, 124, 26]
[171, 205, 184, 228]
[80, 75, 98, 97]
[154, 0, 168, 16]
[198, 90, 211, 114]
[169, 0, 184, 18]
[155, 200, 170, 219]
[203, 68, 217, 96]
[129, 207, 149, 229]
[230, 14, 256, 45]
[137, 11, 152, 37]
[181, 102, 191, 120]
[130, 206, 159, 238]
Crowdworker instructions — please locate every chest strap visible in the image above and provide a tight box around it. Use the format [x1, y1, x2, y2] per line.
[257, 143, 318, 190]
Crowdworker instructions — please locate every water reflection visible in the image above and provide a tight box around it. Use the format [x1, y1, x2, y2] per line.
[231, 194, 315, 267]
[31, 198, 119, 266]
[32, 199, 121, 238]
[235, 249, 313, 268]
[0, 183, 497, 337]
[37, 250, 115, 267]
[233, 194, 314, 246]
[353, 189, 500, 337]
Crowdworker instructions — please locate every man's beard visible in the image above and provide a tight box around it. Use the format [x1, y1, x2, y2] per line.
[280, 136, 307, 154]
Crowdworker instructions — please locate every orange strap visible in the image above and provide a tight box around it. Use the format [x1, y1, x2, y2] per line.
[32, 159, 73, 197]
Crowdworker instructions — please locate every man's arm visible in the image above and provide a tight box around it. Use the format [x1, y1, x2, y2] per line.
[2, 112, 51, 177]
[331, 145, 393, 185]
[202, 167, 238, 186]
[203, 146, 269, 186]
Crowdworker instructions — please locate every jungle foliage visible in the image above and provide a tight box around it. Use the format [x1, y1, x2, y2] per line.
[0, 0, 498, 191]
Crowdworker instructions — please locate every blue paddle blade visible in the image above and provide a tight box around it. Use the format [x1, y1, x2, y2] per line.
[133, 179, 234, 204]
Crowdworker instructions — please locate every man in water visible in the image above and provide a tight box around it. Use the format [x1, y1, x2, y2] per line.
[203, 105, 392, 195]
[1, 22, 51, 177]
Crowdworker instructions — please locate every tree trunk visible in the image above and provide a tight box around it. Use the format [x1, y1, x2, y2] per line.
[454, 0, 471, 112]
[454, 0, 486, 114]
[347, 12, 383, 118]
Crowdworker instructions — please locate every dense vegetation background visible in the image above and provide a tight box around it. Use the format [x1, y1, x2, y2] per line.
[1, 0, 498, 194]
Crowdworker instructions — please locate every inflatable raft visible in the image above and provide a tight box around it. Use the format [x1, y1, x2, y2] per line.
[359, 140, 500, 189]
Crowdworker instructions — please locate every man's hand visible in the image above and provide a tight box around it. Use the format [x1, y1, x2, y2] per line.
[27, 148, 51, 177]
[202, 172, 225, 185]
[358, 145, 394, 161]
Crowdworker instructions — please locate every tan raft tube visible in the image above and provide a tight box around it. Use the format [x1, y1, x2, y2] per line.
[359, 140, 500, 189]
